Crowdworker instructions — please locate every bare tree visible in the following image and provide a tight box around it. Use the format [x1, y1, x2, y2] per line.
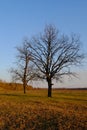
[29, 25, 84, 97]
[10, 40, 34, 94]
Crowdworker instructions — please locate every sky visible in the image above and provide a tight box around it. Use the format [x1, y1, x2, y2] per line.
[0, 0, 87, 88]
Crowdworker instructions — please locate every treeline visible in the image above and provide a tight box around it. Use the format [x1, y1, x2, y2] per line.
[53, 88, 87, 90]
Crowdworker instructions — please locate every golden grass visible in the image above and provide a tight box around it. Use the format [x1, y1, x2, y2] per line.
[0, 82, 32, 91]
[0, 85, 87, 129]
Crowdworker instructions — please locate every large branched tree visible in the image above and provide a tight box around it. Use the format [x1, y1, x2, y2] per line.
[10, 40, 34, 93]
[29, 25, 84, 97]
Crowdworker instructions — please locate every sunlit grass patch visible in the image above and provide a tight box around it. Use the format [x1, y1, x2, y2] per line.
[0, 88, 87, 129]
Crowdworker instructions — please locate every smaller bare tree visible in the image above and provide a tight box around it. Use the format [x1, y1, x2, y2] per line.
[10, 40, 34, 93]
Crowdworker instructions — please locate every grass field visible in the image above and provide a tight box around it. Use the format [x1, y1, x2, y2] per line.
[0, 85, 87, 130]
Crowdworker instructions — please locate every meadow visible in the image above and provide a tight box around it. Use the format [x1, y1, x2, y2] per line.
[0, 83, 87, 130]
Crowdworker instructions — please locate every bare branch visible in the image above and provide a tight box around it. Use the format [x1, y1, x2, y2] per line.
[28, 24, 84, 97]
[10, 40, 34, 93]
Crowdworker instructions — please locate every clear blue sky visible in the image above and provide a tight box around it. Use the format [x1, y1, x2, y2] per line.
[0, 0, 87, 87]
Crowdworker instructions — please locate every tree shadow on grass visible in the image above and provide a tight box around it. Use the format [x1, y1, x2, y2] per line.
[0, 93, 87, 102]
[0, 93, 44, 98]
[58, 97, 87, 102]
[0, 93, 25, 97]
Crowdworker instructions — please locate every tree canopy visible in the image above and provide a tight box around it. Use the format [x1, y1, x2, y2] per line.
[28, 25, 84, 97]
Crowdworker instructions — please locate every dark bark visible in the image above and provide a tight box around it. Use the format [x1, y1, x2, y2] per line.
[48, 85, 52, 97]
[23, 73, 27, 94]
[47, 78, 52, 97]
[23, 82, 26, 94]
[23, 64, 27, 94]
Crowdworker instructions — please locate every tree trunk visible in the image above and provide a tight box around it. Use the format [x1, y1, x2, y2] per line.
[48, 79, 52, 97]
[23, 62, 27, 94]
[23, 82, 26, 94]
[23, 74, 27, 94]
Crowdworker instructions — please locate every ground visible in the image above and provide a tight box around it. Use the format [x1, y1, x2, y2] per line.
[0, 86, 87, 130]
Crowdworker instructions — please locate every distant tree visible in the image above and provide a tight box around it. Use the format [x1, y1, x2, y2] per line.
[29, 25, 84, 97]
[10, 40, 34, 94]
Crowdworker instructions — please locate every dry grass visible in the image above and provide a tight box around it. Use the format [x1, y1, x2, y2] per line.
[0, 82, 32, 91]
[0, 84, 87, 130]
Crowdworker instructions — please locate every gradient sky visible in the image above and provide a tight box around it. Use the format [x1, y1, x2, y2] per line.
[0, 0, 87, 87]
